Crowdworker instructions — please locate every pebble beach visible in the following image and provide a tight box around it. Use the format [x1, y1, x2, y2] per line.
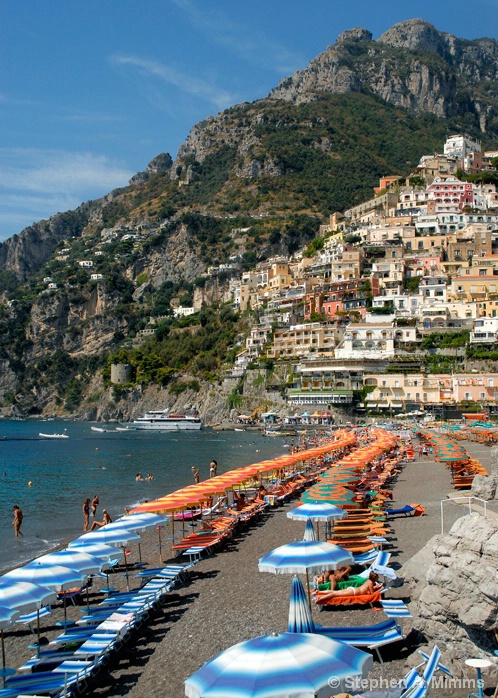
[2, 432, 495, 698]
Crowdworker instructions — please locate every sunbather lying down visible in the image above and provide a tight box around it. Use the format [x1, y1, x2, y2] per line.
[315, 572, 379, 601]
[315, 565, 364, 591]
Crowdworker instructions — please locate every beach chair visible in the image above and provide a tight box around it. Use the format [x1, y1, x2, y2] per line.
[314, 584, 384, 610]
[16, 605, 51, 634]
[354, 645, 450, 697]
[313, 618, 405, 662]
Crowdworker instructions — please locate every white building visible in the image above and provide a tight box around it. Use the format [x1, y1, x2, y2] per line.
[335, 323, 395, 360]
[470, 317, 498, 345]
[78, 260, 93, 268]
[90, 274, 104, 281]
[444, 135, 481, 160]
[173, 306, 196, 318]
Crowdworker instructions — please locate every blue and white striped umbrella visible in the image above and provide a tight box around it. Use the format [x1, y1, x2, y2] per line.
[69, 528, 140, 546]
[185, 631, 372, 698]
[66, 542, 124, 560]
[33, 550, 105, 575]
[0, 581, 56, 612]
[288, 576, 315, 634]
[107, 513, 168, 530]
[258, 538, 353, 575]
[2, 564, 85, 591]
[287, 503, 347, 522]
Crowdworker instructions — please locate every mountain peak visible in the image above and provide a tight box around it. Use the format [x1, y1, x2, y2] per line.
[378, 18, 450, 54]
[336, 27, 373, 44]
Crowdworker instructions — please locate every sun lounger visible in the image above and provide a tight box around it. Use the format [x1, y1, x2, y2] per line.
[353, 645, 450, 697]
[314, 586, 384, 609]
[385, 505, 418, 517]
[16, 606, 52, 634]
[313, 619, 405, 662]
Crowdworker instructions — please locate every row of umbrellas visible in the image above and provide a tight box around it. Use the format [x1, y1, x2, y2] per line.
[0, 511, 167, 681]
[131, 432, 357, 516]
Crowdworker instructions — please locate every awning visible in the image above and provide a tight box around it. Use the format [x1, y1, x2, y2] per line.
[367, 403, 377, 409]
[391, 402, 403, 408]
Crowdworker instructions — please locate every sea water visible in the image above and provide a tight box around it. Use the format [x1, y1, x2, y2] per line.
[0, 420, 287, 571]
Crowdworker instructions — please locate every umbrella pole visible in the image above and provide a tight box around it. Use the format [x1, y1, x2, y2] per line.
[305, 569, 312, 611]
[63, 592, 68, 625]
[123, 548, 130, 591]
[138, 542, 142, 567]
[158, 526, 163, 564]
[37, 608, 40, 645]
[1, 629, 6, 687]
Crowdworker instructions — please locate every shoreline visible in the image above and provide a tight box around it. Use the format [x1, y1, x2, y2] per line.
[1, 430, 493, 698]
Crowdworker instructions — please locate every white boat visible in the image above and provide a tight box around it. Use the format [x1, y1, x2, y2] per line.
[115, 426, 132, 432]
[91, 426, 105, 433]
[39, 432, 69, 439]
[127, 410, 202, 431]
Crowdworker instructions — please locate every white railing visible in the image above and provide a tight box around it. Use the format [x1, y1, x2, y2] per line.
[440, 496, 488, 534]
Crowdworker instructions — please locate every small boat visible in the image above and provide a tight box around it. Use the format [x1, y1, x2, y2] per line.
[91, 426, 105, 433]
[115, 426, 132, 432]
[39, 432, 69, 439]
[234, 428, 245, 432]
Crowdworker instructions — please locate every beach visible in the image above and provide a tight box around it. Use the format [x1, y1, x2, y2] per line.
[2, 432, 494, 698]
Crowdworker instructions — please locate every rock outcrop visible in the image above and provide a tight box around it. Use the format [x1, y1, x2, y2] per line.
[471, 445, 498, 500]
[128, 153, 172, 186]
[268, 18, 498, 128]
[402, 512, 498, 679]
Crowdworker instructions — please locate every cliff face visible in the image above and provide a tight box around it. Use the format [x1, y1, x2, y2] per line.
[268, 19, 498, 131]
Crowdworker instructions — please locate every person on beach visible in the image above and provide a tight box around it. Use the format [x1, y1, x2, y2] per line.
[233, 491, 247, 511]
[90, 509, 112, 531]
[12, 505, 23, 537]
[83, 498, 90, 531]
[91, 495, 99, 517]
[209, 460, 217, 478]
[192, 467, 200, 484]
[316, 572, 379, 600]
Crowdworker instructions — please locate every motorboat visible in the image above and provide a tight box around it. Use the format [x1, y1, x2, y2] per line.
[39, 432, 69, 439]
[127, 410, 202, 431]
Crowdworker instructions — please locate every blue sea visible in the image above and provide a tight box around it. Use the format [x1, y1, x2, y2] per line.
[0, 420, 287, 571]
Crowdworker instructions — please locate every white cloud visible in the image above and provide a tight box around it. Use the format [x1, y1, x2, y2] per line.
[0, 148, 133, 241]
[170, 0, 304, 74]
[111, 54, 237, 111]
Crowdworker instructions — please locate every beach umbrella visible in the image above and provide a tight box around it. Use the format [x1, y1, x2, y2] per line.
[184, 631, 372, 698]
[33, 550, 104, 575]
[0, 607, 19, 686]
[287, 576, 315, 634]
[258, 520, 353, 607]
[102, 514, 168, 566]
[71, 528, 140, 546]
[65, 542, 124, 561]
[70, 528, 140, 590]
[33, 550, 107, 612]
[2, 564, 86, 627]
[288, 502, 347, 522]
[0, 581, 57, 644]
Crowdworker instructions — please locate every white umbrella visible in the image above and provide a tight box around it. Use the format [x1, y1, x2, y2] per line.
[2, 565, 86, 626]
[0, 581, 56, 643]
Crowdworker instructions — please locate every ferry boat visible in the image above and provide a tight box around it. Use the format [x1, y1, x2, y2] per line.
[129, 410, 202, 431]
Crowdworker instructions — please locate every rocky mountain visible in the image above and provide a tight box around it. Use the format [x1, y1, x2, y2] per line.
[269, 19, 498, 132]
[0, 18, 497, 418]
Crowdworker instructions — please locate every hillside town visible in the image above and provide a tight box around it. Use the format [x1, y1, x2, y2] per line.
[176, 134, 498, 419]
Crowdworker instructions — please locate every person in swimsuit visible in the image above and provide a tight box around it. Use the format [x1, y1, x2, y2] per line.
[90, 509, 112, 531]
[316, 572, 379, 601]
[82, 498, 90, 532]
[209, 460, 217, 478]
[12, 505, 23, 538]
[91, 495, 99, 517]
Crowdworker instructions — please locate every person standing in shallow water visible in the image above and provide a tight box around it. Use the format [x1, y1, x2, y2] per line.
[209, 460, 217, 478]
[91, 495, 99, 518]
[12, 505, 23, 537]
[83, 498, 90, 531]
[192, 467, 200, 484]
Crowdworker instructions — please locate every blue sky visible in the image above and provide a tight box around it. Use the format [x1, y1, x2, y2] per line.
[1, 0, 498, 241]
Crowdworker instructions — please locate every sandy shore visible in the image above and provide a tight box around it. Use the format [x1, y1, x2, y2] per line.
[2, 434, 494, 698]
